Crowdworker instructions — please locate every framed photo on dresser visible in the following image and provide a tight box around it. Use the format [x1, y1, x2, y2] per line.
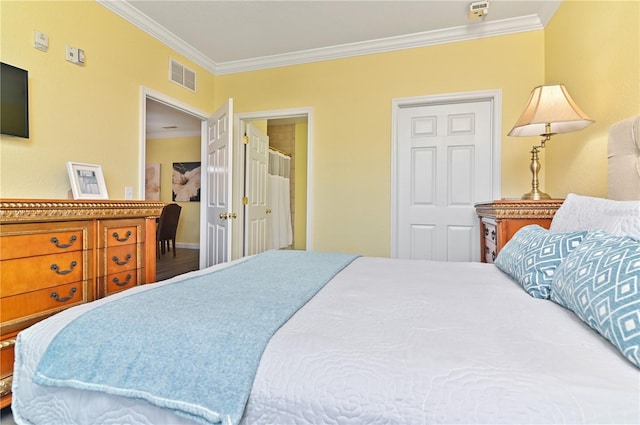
[66, 161, 109, 200]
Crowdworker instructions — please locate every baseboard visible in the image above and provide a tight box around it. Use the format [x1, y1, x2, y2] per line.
[175, 242, 199, 250]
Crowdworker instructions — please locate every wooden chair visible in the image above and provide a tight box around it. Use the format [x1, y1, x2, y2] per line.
[156, 203, 182, 258]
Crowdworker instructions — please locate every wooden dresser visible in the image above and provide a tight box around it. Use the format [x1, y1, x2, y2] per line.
[475, 199, 564, 264]
[0, 199, 164, 408]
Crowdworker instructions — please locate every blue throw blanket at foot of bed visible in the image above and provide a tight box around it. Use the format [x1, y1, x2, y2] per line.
[34, 250, 359, 425]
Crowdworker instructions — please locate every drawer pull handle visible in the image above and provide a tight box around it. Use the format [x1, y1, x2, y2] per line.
[112, 254, 132, 266]
[484, 227, 489, 236]
[50, 261, 78, 275]
[492, 251, 496, 261]
[112, 231, 132, 243]
[491, 230, 496, 241]
[50, 235, 77, 249]
[50, 287, 77, 302]
[113, 274, 132, 287]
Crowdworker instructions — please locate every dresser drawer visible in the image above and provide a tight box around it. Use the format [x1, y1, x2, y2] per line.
[484, 240, 497, 263]
[1, 281, 86, 327]
[0, 335, 15, 378]
[100, 269, 140, 297]
[98, 244, 139, 275]
[483, 219, 497, 244]
[0, 222, 90, 261]
[99, 220, 143, 248]
[104, 226, 138, 247]
[1, 251, 88, 296]
[1, 333, 16, 400]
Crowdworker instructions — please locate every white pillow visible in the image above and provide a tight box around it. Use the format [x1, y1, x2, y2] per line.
[550, 193, 640, 239]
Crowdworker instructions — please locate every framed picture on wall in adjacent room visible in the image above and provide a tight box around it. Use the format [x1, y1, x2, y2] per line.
[172, 161, 201, 202]
[67, 162, 109, 200]
[145, 163, 161, 200]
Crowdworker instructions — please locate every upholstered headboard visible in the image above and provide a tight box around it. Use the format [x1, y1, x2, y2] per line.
[608, 114, 640, 200]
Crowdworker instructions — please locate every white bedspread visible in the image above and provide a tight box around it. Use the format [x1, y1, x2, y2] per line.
[12, 257, 640, 425]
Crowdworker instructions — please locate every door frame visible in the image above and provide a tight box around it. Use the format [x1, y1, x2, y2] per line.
[234, 108, 314, 259]
[390, 89, 502, 257]
[138, 87, 208, 199]
[139, 92, 314, 261]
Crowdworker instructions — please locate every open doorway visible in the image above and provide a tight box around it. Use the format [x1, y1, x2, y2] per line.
[144, 98, 204, 250]
[141, 89, 207, 278]
[140, 90, 312, 270]
[234, 109, 312, 260]
[242, 116, 308, 256]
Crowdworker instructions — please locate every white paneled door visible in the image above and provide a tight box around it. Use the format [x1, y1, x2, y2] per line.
[244, 123, 269, 256]
[202, 99, 233, 268]
[396, 100, 493, 261]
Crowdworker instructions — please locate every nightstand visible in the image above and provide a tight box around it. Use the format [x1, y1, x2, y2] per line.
[474, 199, 564, 263]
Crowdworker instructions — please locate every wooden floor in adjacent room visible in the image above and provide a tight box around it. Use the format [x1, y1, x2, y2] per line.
[156, 247, 200, 281]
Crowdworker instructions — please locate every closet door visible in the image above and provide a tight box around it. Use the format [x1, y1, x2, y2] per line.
[395, 99, 493, 261]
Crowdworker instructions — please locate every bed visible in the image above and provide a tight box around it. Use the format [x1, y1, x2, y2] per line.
[11, 115, 640, 425]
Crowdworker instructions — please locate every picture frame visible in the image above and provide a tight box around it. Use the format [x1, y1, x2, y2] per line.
[172, 161, 201, 202]
[145, 163, 161, 200]
[66, 161, 109, 200]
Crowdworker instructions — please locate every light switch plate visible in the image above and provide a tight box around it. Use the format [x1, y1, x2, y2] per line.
[34, 31, 48, 51]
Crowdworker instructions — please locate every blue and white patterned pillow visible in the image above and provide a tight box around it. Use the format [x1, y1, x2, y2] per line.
[495, 225, 587, 299]
[551, 230, 640, 368]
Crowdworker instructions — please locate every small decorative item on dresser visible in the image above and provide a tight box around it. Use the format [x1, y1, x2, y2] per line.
[474, 199, 564, 263]
[67, 162, 109, 200]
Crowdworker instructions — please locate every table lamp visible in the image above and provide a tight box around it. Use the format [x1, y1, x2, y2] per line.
[508, 84, 594, 200]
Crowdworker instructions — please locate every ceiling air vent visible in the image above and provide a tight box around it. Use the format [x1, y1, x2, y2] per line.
[169, 58, 196, 92]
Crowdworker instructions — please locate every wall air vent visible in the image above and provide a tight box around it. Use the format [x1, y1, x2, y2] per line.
[169, 58, 196, 92]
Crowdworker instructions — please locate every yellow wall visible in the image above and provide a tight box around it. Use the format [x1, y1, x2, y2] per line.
[544, 0, 640, 198]
[215, 32, 545, 256]
[0, 1, 215, 199]
[2, 1, 636, 258]
[146, 136, 201, 246]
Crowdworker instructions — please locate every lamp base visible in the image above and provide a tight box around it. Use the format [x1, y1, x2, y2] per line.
[521, 189, 551, 200]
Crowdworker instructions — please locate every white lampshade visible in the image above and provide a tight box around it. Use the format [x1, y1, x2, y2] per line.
[508, 84, 594, 137]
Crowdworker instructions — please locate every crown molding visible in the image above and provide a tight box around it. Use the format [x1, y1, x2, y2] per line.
[215, 14, 544, 75]
[97, 0, 218, 74]
[98, 1, 546, 76]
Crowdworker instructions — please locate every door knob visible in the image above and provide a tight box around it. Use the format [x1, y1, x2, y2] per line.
[219, 212, 237, 220]
[266, 209, 272, 214]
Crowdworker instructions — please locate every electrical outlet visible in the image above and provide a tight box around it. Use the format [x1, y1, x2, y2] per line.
[125, 186, 133, 200]
[66, 45, 78, 63]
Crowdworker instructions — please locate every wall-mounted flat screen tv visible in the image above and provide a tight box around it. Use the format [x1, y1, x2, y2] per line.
[1, 62, 30, 138]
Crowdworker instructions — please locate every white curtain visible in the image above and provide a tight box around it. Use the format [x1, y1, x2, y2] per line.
[268, 149, 293, 249]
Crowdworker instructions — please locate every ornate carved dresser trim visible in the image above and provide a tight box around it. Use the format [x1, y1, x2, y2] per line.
[0, 199, 165, 223]
[474, 200, 564, 220]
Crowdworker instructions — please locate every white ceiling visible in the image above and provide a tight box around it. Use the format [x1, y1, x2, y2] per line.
[125, 0, 562, 137]
[101, 0, 561, 75]
[146, 99, 202, 139]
